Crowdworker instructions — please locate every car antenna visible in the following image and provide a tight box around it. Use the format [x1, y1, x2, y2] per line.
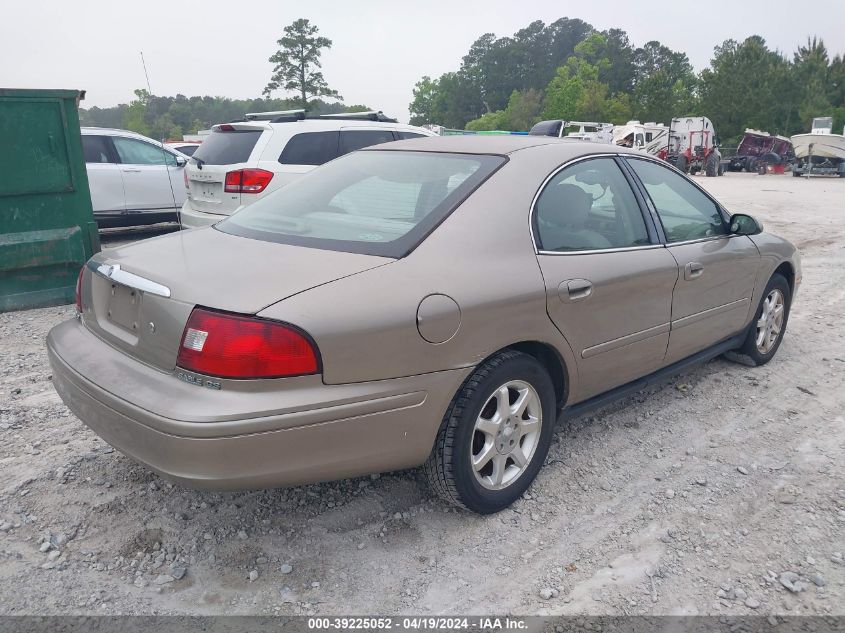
[139, 52, 181, 228]
[140, 51, 153, 94]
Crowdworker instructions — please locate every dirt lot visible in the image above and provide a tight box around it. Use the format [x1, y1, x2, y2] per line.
[0, 173, 843, 616]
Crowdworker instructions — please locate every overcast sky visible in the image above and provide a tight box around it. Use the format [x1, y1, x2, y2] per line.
[4, 0, 844, 123]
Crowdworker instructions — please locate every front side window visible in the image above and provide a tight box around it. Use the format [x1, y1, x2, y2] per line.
[626, 158, 727, 242]
[279, 131, 339, 166]
[112, 137, 176, 166]
[534, 157, 650, 252]
[219, 150, 505, 257]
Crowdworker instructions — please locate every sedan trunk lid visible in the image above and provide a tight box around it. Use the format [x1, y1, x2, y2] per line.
[81, 228, 391, 371]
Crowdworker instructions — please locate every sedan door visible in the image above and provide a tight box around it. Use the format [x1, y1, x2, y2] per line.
[81, 134, 125, 216]
[534, 156, 679, 401]
[625, 157, 760, 364]
[111, 136, 185, 216]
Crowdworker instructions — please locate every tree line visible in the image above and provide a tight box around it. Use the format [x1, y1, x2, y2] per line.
[408, 19, 845, 144]
[80, 19, 356, 140]
[79, 90, 368, 141]
[79, 17, 845, 146]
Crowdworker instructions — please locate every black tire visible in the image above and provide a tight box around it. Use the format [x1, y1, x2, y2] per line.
[746, 157, 757, 173]
[726, 274, 791, 367]
[718, 162, 725, 176]
[792, 166, 801, 177]
[675, 155, 688, 173]
[423, 350, 557, 514]
[705, 152, 719, 177]
[757, 163, 767, 175]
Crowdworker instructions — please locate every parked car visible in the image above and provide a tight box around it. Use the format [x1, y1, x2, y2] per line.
[166, 141, 202, 157]
[81, 128, 188, 228]
[48, 136, 800, 514]
[179, 112, 435, 228]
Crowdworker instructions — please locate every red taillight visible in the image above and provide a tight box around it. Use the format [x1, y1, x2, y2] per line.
[224, 169, 273, 194]
[176, 308, 319, 379]
[75, 267, 84, 313]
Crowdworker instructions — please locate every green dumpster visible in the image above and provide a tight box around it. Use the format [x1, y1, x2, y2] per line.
[0, 88, 100, 312]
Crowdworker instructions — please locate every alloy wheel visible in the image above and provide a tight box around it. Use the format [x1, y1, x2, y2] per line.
[756, 288, 785, 354]
[470, 380, 543, 491]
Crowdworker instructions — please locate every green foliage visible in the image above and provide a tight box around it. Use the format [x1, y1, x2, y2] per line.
[410, 16, 845, 144]
[541, 65, 584, 121]
[409, 76, 439, 126]
[263, 18, 341, 106]
[465, 89, 544, 131]
[465, 110, 509, 131]
[631, 41, 698, 124]
[80, 93, 370, 140]
[699, 36, 797, 142]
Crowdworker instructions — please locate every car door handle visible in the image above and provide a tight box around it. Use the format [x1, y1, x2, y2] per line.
[685, 261, 704, 280]
[558, 279, 593, 302]
[121, 168, 142, 173]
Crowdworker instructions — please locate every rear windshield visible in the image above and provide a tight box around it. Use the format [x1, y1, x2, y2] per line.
[217, 150, 505, 257]
[192, 130, 262, 165]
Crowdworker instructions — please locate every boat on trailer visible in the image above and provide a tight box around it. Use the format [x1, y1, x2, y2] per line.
[791, 117, 845, 177]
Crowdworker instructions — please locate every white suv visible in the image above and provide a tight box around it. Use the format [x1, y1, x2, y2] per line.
[180, 112, 435, 228]
[82, 127, 188, 228]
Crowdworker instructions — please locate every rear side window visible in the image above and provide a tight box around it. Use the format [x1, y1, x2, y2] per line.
[192, 130, 262, 165]
[535, 157, 650, 252]
[176, 145, 198, 156]
[82, 135, 114, 164]
[338, 130, 396, 155]
[279, 131, 340, 166]
[396, 132, 426, 140]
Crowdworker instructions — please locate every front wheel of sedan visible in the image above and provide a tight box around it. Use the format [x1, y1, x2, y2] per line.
[424, 351, 556, 514]
[726, 273, 791, 366]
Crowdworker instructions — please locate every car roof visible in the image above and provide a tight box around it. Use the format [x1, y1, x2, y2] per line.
[217, 119, 434, 134]
[81, 127, 157, 141]
[363, 134, 635, 157]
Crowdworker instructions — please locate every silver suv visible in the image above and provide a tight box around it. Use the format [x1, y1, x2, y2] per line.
[180, 111, 434, 228]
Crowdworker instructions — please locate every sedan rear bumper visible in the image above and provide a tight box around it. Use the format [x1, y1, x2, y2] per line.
[47, 319, 468, 489]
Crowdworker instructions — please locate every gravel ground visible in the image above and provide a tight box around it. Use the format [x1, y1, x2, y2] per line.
[0, 172, 843, 616]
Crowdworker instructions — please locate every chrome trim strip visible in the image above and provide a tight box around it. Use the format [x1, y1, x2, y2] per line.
[87, 261, 171, 298]
[665, 234, 734, 247]
[581, 322, 671, 359]
[671, 298, 750, 329]
[538, 244, 664, 256]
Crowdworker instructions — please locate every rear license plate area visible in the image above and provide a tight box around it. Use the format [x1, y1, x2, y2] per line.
[107, 283, 142, 333]
[193, 181, 222, 203]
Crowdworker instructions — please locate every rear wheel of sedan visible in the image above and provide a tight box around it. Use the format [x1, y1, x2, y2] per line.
[726, 273, 791, 366]
[424, 350, 556, 514]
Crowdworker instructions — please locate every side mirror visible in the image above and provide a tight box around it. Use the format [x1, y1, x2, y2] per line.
[175, 156, 187, 167]
[730, 213, 763, 235]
